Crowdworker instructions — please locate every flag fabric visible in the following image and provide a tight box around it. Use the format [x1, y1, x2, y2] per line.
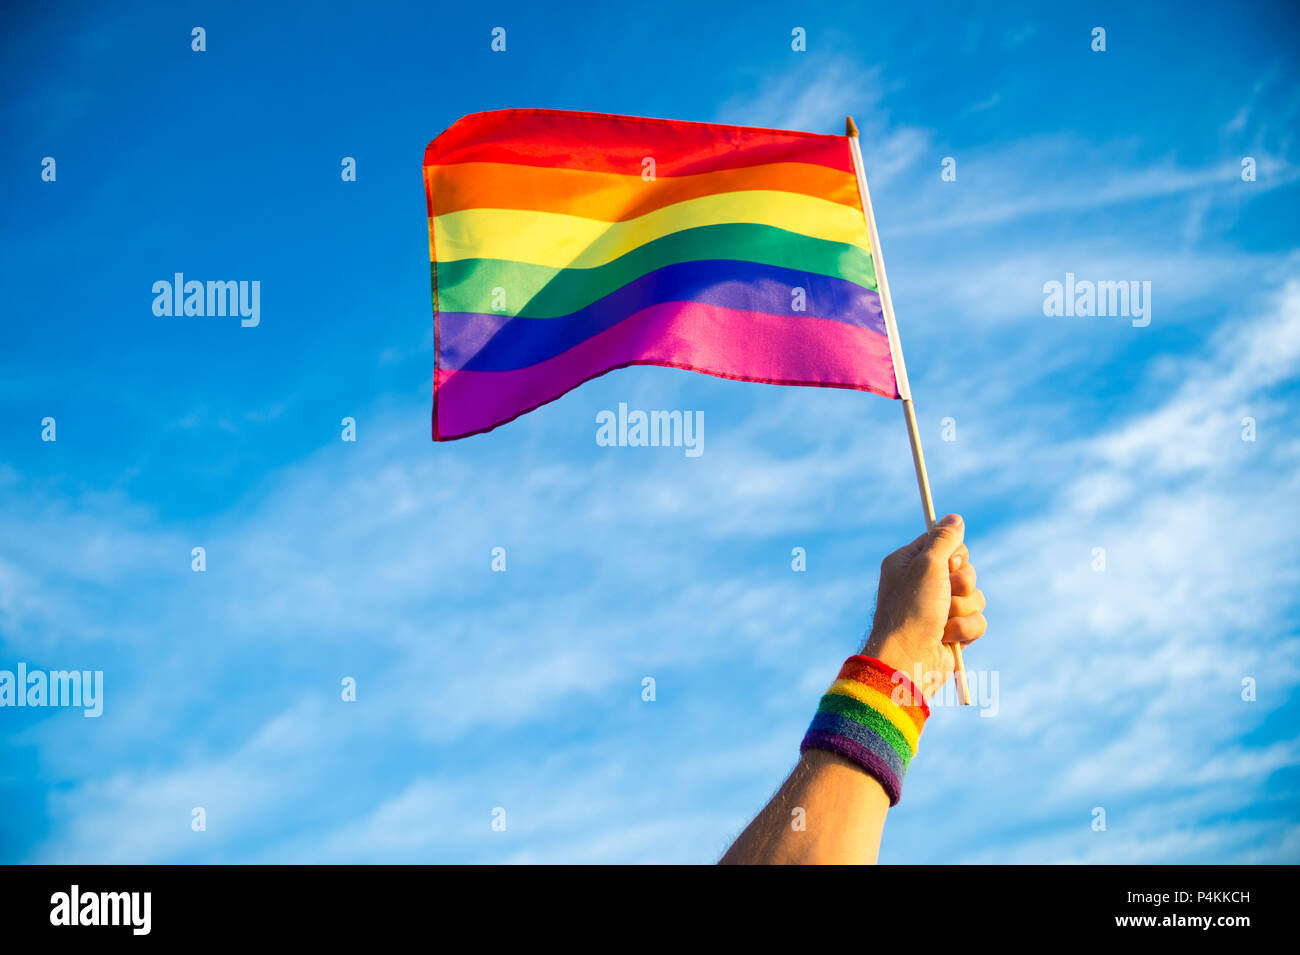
[424, 108, 899, 440]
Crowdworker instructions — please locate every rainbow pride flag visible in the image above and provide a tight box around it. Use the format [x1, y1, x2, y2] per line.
[424, 109, 899, 440]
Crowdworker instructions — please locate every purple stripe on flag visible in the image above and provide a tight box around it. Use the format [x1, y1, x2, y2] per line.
[433, 300, 897, 439]
[439, 260, 885, 372]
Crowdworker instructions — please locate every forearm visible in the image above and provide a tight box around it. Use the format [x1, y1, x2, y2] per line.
[720, 750, 892, 864]
[721, 515, 984, 866]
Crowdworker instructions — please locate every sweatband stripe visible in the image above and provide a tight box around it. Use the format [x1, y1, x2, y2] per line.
[814, 693, 914, 764]
[800, 731, 904, 806]
[837, 656, 930, 716]
[830, 663, 928, 733]
[825, 679, 921, 752]
[807, 712, 909, 779]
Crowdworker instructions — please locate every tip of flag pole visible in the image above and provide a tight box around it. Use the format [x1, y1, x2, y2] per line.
[845, 116, 859, 138]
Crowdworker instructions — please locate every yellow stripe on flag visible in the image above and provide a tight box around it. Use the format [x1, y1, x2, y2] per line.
[431, 190, 871, 268]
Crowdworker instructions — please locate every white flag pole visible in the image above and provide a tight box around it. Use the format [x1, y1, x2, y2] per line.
[846, 116, 971, 706]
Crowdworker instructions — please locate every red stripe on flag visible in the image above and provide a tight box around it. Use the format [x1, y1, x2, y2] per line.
[424, 108, 854, 177]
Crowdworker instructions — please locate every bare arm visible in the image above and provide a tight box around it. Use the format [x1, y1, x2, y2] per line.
[719, 749, 892, 864]
[720, 514, 986, 865]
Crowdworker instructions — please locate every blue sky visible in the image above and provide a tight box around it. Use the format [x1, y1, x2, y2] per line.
[2, 0, 1298, 863]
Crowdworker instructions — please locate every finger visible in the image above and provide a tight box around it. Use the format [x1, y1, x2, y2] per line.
[943, 612, 987, 645]
[949, 561, 977, 597]
[921, 514, 965, 565]
[949, 588, 986, 618]
[948, 544, 969, 572]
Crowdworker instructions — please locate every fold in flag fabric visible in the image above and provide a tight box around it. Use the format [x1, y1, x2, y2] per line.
[425, 108, 900, 440]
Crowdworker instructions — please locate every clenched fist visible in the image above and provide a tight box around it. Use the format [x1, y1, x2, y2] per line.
[863, 513, 986, 698]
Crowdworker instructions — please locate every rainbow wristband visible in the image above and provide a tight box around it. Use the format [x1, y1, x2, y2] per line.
[799, 655, 930, 805]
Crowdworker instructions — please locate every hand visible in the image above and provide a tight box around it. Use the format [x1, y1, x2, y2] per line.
[862, 514, 986, 698]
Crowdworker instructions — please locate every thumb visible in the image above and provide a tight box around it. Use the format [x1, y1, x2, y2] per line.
[923, 513, 965, 563]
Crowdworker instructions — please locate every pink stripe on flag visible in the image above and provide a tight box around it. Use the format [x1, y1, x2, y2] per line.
[433, 301, 897, 439]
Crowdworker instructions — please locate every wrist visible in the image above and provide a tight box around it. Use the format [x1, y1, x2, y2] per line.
[799, 655, 930, 806]
[863, 629, 951, 699]
[862, 632, 914, 681]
